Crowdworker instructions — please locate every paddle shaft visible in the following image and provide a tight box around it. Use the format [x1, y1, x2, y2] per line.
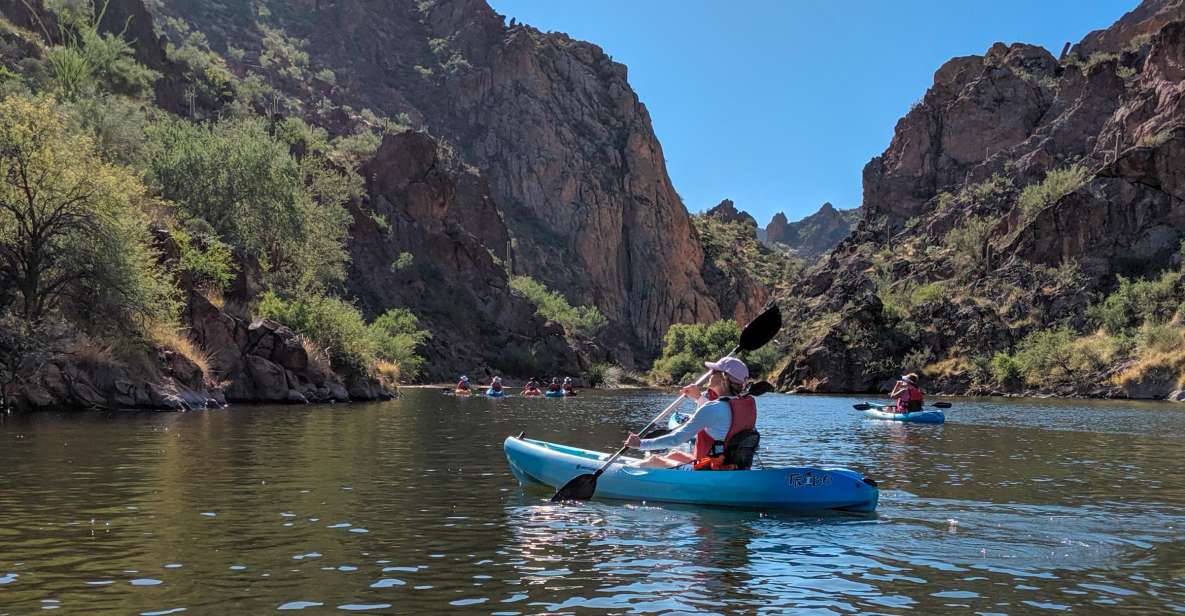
[589, 344, 740, 476]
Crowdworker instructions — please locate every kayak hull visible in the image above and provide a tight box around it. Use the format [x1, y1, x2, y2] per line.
[454, 389, 471, 396]
[862, 404, 945, 424]
[544, 390, 565, 398]
[503, 436, 878, 512]
[486, 389, 505, 398]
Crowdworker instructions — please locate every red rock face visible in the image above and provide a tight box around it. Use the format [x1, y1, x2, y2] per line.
[141, 0, 725, 361]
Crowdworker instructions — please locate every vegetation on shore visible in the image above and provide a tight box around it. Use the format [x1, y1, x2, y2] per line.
[0, 1, 429, 409]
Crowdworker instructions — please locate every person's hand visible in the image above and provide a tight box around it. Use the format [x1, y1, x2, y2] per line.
[625, 433, 642, 449]
[680, 384, 701, 399]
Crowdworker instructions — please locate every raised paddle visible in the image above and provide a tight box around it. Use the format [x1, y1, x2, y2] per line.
[550, 305, 782, 502]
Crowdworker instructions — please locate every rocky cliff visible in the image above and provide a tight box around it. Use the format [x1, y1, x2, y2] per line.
[764, 202, 860, 259]
[145, 0, 731, 364]
[775, 0, 1185, 398]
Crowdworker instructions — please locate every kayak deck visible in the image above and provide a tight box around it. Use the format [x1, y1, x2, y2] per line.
[504, 436, 878, 512]
[862, 403, 945, 424]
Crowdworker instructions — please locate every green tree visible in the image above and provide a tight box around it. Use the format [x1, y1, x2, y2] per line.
[144, 117, 353, 291]
[0, 94, 175, 329]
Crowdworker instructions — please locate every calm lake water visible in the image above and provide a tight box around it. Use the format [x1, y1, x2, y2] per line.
[2, 389, 1185, 614]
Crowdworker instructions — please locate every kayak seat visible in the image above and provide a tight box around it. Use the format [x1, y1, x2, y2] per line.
[724, 429, 761, 470]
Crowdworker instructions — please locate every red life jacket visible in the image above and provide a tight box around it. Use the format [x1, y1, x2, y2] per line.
[491, 383, 502, 392]
[692, 396, 757, 461]
[548, 383, 561, 392]
[562, 383, 573, 392]
[897, 384, 923, 412]
[457, 381, 469, 390]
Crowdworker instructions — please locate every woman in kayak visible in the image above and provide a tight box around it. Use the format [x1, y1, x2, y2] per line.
[890, 373, 924, 412]
[624, 356, 756, 469]
[523, 377, 542, 395]
[455, 375, 471, 392]
[562, 377, 575, 395]
[488, 376, 504, 394]
[547, 378, 562, 394]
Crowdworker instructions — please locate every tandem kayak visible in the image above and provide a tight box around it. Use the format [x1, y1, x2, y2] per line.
[504, 436, 879, 512]
[862, 403, 945, 424]
[486, 388, 505, 397]
[544, 390, 565, 398]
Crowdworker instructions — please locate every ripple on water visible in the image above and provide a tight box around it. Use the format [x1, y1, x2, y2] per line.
[337, 604, 391, 611]
[370, 578, 405, 588]
[140, 609, 186, 616]
[129, 579, 163, 586]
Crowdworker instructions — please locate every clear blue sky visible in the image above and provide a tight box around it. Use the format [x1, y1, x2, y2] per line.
[488, 1, 1137, 226]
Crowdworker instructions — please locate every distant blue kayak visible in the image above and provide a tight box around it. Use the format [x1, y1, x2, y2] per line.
[486, 389, 505, 398]
[544, 390, 565, 398]
[862, 403, 945, 424]
[504, 436, 879, 512]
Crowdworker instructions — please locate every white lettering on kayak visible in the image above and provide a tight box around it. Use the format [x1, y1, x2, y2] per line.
[789, 472, 833, 488]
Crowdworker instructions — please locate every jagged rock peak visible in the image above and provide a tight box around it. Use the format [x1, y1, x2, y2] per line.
[706, 199, 757, 227]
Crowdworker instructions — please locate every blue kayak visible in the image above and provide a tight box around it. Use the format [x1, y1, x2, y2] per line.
[486, 388, 506, 397]
[504, 436, 879, 512]
[544, 390, 565, 398]
[862, 403, 944, 424]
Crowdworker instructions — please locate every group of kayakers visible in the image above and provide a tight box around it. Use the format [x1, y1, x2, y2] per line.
[454, 375, 577, 397]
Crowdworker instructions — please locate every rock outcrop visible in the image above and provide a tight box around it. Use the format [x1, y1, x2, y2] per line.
[763, 202, 860, 259]
[707, 199, 758, 228]
[346, 131, 589, 379]
[145, 0, 732, 363]
[775, 0, 1185, 397]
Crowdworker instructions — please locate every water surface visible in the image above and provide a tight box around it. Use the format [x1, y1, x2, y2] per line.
[1, 390, 1184, 613]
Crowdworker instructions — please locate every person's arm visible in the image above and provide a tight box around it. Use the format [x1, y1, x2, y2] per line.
[890, 381, 905, 398]
[632, 401, 729, 451]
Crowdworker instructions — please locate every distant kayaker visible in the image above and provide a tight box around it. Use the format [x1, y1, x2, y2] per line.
[625, 357, 758, 470]
[562, 377, 575, 394]
[489, 376, 503, 393]
[890, 373, 924, 412]
[547, 378, 562, 393]
[456, 375, 471, 392]
[524, 377, 541, 395]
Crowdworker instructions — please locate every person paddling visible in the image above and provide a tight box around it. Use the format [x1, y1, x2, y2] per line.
[562, 377, 575, 395]
[456, 375, 471, 392]
[547, 378, 562, 393]
[625, 357, 758, 470]
[489, 376, 504, 393]
[890, 373, 924, 412]
[524, 377, 541, 395]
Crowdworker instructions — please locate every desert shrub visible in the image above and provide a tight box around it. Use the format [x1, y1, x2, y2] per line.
[586, 363, 623, 388]
[144, 116, 353, 291]
[944, 215, 994, 272]
[509, 276, 607, 337]
[990, 351, 1022, 386]
[1018, 165, 1090, 223]
[1091, 271, 1181, 335]
[368, 308, 430, 379]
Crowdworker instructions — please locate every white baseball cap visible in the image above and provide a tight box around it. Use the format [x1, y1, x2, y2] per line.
[704, 357, 748, 384]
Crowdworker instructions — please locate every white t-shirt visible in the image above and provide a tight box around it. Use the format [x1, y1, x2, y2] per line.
[638, 398, 732, 451]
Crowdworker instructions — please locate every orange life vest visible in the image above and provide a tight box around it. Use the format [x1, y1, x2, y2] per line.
[692, 395, 757, 469]
[897, 384, 923, 412]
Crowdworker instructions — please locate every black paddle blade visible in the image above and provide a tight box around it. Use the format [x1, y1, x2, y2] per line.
[852, 403, 873, 411]
[746, 380, 776, 396]
[551, 473, 597, 502]
[738, 304, 782, 352]
[931, 402, 952, 409]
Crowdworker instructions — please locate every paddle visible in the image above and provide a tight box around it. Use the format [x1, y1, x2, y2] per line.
[852, 401, 952, 411]
[550, 305, 782, 502]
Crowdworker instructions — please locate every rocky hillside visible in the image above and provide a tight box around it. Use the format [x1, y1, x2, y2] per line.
[764, 202, 860, 260]
[774, 0, 1185, 399]
[142, 0, 744, 368]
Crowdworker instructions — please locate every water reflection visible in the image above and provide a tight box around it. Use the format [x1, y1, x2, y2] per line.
[0, 390, 1184, 613]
